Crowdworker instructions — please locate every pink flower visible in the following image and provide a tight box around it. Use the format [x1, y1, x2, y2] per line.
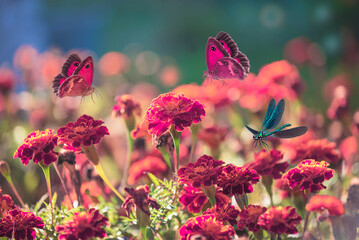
[305, 195, 345, 216]
[237, 204, 267, 233]
[112, 94, 141, 119]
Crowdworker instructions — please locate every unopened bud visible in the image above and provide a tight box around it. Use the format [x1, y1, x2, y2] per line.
[0, 161, 11, 177]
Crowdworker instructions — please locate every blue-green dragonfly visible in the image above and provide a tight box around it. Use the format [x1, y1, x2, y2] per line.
[246, 99, 308, 148]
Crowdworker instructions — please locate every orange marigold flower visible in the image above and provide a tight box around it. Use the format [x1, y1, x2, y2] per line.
[179, 214, 235, 240]
[197, 126, 228, 151]
[291, 139, 340, 164]
[0, 209, 44, 240]
[55, 208, 108, 240]
[127, 154, 168, 185]
[179, 186, 230, 214]
[112, 94, 141, 119]
[217, 164, 260, 197]
[145, 93, 205, 136]
[57, 114, 109, 148]
[245, 149, 288, 179]
[237, 204, 267, 233]
[305, 195, 345, 216]
[177, 155, 224, 188]
[122, 185, 160, 217]
[282, 159, 334, 193]
[14, 129, 58, 165]
[203, 205, 239, 226]
[257, 206, 302, 234]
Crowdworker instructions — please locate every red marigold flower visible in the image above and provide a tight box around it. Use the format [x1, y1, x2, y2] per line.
[0, 187, 15, 217]
[145, 92, 205, 136]
[57, 114, 109, 148]
[127, 154, 168, 185]
[217, 164, 260, 197]
[177, 155, 224, 188]
[245, 149, 288, 179]
[0, 209, 44, 240]
[237, 204, 267, 233]
[203, 205, 239, 226]
[112, 94, 141, 119]
[14, 129, 58, 165]
[179, 214, 235, 240]
[291, 139, 340, 164]
[257, 206, 302, 234]
[179, 185, 230, 214]
[305, 195, 345, 216]
[55, 208, 108, 240]
[197, 126, 228, 151]
[282, 159, 334, 193]
[122, 185, 160, 216]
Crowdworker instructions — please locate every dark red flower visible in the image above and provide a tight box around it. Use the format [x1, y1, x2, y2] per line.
[245, 149, 288, 179]
[257, 206, 302, 234]
[179, 214, 235, 240]
[57, 114, 109, 148]
[237, 204, 267, 233]
[305, 195, 345, 216]
[203, 205, 239, 226]
[55, 208, 108, 240]
[0, 209, 44, 240]
[179, 185, 230, 214]
[217, 164, 260, 197]
[145, 92, 205, 136]
[197, 126, 228, 151]
[177, 155, 224, 188]
[112, 94, 141, 119]
[14, 129, 58, 165]
[122, 185, 160, 216]
[0, 187, 15, 217]
[291, 139, 341, 164]
[282, 159, 335, 193]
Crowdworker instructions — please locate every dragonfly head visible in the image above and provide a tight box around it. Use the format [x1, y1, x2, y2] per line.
[253, 135, 260, 140]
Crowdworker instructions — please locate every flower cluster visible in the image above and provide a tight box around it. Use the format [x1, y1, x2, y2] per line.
[282, 159, 335, 193]
[14, 129, 58, 165]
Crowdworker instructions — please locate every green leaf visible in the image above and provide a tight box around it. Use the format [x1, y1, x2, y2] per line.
[147, 172, 161, 186]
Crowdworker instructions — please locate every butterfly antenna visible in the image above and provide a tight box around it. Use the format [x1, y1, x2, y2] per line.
[94, 88, 103, 101]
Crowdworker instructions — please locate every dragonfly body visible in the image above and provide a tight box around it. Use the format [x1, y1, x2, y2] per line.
[246, 99, 308, 148]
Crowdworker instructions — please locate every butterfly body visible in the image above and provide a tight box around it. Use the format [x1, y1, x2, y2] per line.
[52, 54, 94, 98]
[204, 32, 250, 81]
[246, 99, 308, 148]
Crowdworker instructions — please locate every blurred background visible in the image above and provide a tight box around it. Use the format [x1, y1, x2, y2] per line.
[0, 0, 358, 204]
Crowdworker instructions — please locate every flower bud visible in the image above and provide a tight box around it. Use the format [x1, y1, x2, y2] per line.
[0, 161, 11, 177]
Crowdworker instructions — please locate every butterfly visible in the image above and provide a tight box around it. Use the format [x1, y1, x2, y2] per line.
[204, 32, 250, 81]
[52, 54, 95, 98]
[245, 98, 308, 148]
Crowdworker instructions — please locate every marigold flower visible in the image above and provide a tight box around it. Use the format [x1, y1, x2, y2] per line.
[291, 139, 340, 164]
[145, 92, 205, 136]
[179, 185, 230, 213]
[0, 209, 44, 240]
[204, 205, 239, 226]
[282, 159, 334, 193]
[122, 185, 160, 216]
[177, 155, 224, 188]
[257, 206, 302, 234]
[217, 164, 260, 197]
[305, 195, 345, 216]
[197, 126, 228, 151]
[57, 114, 109, 148]
[112, 94, 141, 119]
[179, 214, 235, 240]
[245, 149, 288, 179]
[14, 129, 58, 165]
[55, 208, 108, 240]
[0, 187, 15, 217]
[237, 204, 267, 233]
[127, 154, 168, 185]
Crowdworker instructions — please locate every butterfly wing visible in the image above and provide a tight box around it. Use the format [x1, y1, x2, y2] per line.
[234, 51, 250, 77]
[271, 126, 308, 138]
[206, 37, 230, 71]
[262, 99, 285, 131]
[74, 56, 94, 87]
[58, 75, 94, 98]
[215, 31, 239, 57]
[52, 74, 67, 96]
[210, 57, 246, 80]
[61, 54, 82, 77]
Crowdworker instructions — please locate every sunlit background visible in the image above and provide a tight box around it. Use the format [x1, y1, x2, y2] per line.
[0, 0, 358, 204]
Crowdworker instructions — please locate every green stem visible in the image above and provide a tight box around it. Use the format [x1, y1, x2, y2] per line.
[189, 124, 199, 162]
[158, 147, 172, 171]
[40, 163, 53, 226]
[201, 185, 216, 207]
[169, 127, 181, 173]
[262, 175, 274, 206]
[120, 129, 134, 189]
[6, 176, 25, 209]
[234, 194, 248, 209]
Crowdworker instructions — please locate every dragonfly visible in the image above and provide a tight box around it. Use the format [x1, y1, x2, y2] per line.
[245, 98, 308, 148]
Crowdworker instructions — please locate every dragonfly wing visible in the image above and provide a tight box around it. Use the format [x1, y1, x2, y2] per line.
[272, 126, 308, 138]
[245, 125, 260, 135]
[264, 99, 285, 130]
[263, 99, 276, 128]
